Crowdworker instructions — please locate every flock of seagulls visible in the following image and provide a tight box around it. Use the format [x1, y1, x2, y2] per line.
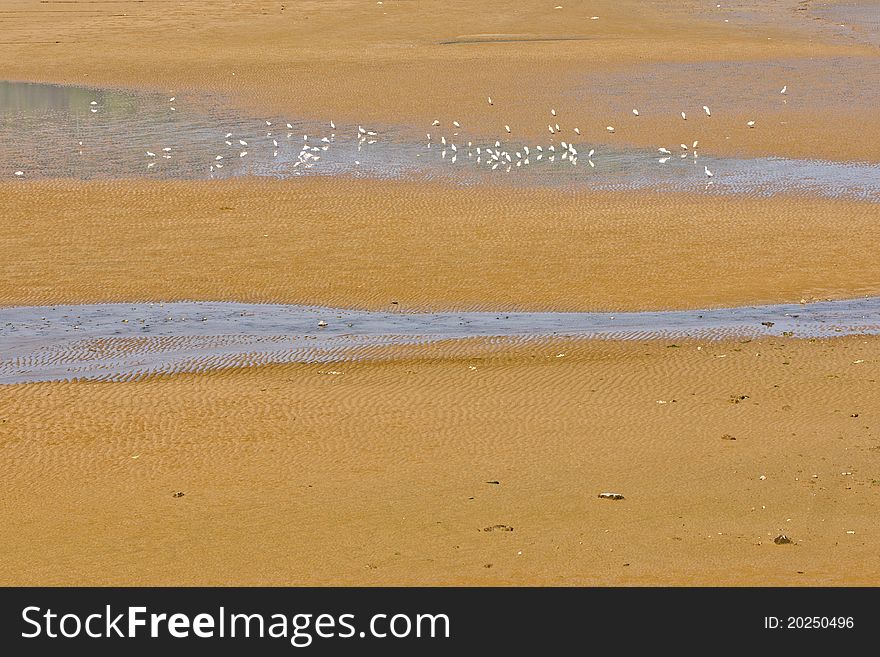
[8, 85, 790, 184]
[420, 84, 789, 180]
[427, 108, 594, 171]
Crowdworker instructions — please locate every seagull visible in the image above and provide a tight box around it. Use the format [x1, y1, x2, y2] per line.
[505, 125, 511, 133]
[703, 105, 711, 116]
[548, 125, 555, 134]
[680, 144, 688, 150]
[14, 170, 23, 176]
[574, 127, 580, 135]
[681, 111, 687, 120]
[659, 157, 670, 164]
[704, 166, 713, 177]
[488, 96, 493, 105]
[606, 126, 615, 133]
[432, 120, 440, 126]
[551, 109, 557, 116]
[780, 85, 787, 94]
[658, 147, 671, 154]
[692, 140, 699, 148]
[632, 109, 639, 116]
[239, 139, 248, 146]
[747, 120, 755, 128]
[453, 121, 461, 128]
[146, 151, 156, 157]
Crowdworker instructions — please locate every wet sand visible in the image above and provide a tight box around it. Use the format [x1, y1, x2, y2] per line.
[2, 0, 880, 586]
[1, 336, 878, 585]
[2, 0, 879, 162]
[4, 298, 880, 384]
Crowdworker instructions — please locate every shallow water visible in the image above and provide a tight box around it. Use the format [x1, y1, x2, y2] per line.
[2, 81, 880, 200]
[1, 298, 879, 383]
[812, 1, 880, 46]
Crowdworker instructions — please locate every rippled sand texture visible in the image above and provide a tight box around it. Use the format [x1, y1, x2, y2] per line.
[1, 337, 878, 586]
[4, 299, 880, 383]
[2, 178, 880, 311]
[2, 0, 880, 586]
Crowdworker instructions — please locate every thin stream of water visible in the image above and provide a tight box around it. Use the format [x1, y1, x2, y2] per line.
[1, 298, 879, 383]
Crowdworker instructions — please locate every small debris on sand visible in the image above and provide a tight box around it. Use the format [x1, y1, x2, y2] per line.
[598, 492, 625, 500]
[483, 524, 513, 532]
[774, 534, 793, 545]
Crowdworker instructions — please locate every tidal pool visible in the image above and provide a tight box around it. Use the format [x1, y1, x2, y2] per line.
[2, 80, 879, 200]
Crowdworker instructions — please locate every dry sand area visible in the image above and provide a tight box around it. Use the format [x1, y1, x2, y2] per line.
[1, 337, 878, 585]
[1, 0, 880, 585]
[1, 178, 879, 311]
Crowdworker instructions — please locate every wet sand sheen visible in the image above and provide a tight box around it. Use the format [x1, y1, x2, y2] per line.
[4, 81, 879, 201]
[3, 298, 880, 383]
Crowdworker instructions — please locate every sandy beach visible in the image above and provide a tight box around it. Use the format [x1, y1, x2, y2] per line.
[1, 0, 879, 586]
[1, 337, 878, 585]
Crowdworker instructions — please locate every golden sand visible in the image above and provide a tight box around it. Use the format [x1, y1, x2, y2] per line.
[2, 178, 879, 311]
[1, 0, 879, 586]
[1, 337, 878, 586]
